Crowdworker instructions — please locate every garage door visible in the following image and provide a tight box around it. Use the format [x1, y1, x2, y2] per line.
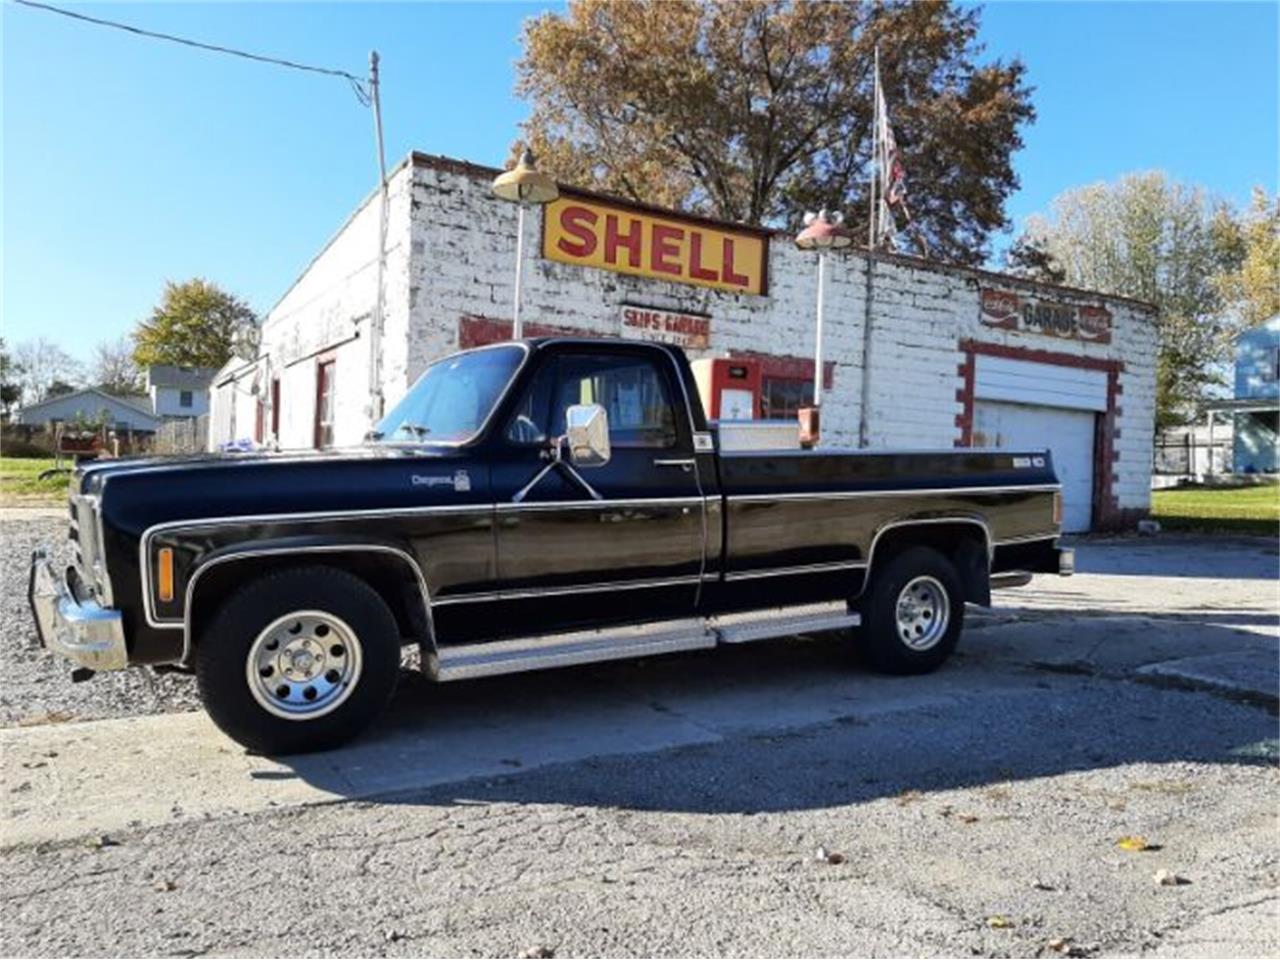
[973, 401, 1095, 531]
[970, 355, 1107, 534]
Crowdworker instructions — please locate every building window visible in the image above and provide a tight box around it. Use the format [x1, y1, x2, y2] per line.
[270, 378, 281, 438]
[179, 390, 193, 408]
[761, 376, 811, 420]
[314, 359, 336, 448]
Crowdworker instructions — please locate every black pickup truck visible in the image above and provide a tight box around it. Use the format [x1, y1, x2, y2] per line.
[31, 337, 1072, 753]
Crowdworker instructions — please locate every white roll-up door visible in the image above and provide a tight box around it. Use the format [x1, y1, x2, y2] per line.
[972, 355, 1106, 533]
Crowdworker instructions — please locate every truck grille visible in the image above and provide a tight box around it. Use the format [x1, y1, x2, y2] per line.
[68, 493, 111, 604]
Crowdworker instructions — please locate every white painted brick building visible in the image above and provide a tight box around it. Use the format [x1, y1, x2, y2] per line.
[211, 152, 1158, 530]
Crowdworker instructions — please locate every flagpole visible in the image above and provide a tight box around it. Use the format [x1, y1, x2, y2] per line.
[868, 42, 879, 250]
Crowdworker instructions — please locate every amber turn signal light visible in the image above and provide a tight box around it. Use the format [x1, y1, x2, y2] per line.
[157, 548, 175, 603]
[1052, 492, 1063, 526]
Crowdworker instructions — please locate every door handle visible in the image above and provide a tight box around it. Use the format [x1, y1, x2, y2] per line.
[653, 458, 695, 470]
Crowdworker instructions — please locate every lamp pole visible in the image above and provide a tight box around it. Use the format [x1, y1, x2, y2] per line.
[813, 250, 826, 407]
[795, 209, 853, 432]
[493, 148, 559, 340]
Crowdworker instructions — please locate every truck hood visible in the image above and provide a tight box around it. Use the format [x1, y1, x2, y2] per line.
[76, 444, 460, 494]
[81, 444, 485, 539]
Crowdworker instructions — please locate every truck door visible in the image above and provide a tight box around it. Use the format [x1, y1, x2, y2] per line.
[489, 344, 708, 633]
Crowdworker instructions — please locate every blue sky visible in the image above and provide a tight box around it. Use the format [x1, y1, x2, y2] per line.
[2, 1, 1276, 362]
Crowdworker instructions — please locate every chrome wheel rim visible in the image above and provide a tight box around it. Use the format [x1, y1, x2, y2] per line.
[895, 575, 950, 651]
[246, 611, 363, 721]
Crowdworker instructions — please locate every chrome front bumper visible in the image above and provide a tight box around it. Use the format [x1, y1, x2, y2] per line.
[28, 549, 127, 672]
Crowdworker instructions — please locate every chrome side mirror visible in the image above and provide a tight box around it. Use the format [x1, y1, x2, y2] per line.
[564, 403, 611, 467]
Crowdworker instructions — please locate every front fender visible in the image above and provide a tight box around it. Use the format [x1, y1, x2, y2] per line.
[181, 536, 434, 666]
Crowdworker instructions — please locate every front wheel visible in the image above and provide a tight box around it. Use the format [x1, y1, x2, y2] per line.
[856, 546, 965, 674]
[195, 566, 401, 754]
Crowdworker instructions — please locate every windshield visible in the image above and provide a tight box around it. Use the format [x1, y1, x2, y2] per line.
[371, 344, 525, 444]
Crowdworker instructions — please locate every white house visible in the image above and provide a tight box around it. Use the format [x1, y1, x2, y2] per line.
[144, 365, 218, 419]
[11, 388, 161, 434]
[212, 151, 1159, 531]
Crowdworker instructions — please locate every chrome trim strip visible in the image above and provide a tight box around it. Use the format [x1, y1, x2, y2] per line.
[993, 532, 1059, 546]
[724, 559, 868, 581]
[140, 497, 712, 627]
[180, 543, 434, 666]
[853, 516, 994, 602]
[430, 574, 704, 606]
[494, 496, 705, 513]
[139, 503, 490, 628]
[727, 483, 1061, 503]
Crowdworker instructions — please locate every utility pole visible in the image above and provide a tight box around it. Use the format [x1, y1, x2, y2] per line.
[367, 50, 389, 426]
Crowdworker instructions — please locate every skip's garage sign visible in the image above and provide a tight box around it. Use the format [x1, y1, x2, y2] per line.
[543, 193, 768, 295]
[980, 287, 1112, 344]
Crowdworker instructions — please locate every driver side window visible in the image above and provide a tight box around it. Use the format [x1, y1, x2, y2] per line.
[505, 352, 679, 449]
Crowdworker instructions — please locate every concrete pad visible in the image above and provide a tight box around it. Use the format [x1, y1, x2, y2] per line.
[1137, 649, 1280, 708]
[3, 614, 1276, 849]
[0, 696, 724, 848]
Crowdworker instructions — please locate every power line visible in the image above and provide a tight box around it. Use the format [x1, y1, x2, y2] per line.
[10, 0, 371, 105]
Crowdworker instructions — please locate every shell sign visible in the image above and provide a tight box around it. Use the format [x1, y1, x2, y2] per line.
[542, 194, 769, 296]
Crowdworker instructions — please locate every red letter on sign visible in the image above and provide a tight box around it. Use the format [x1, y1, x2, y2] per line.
[557, 206, 598, 258]
[721, 238, 750, 287]
[604, 214, 643, 268]
[651, 224, 684, 276]
[688, 232, 718, 281]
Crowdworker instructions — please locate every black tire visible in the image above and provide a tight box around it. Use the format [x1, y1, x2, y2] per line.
[856, 545, 965, 675]
[195, 566, 401, 754]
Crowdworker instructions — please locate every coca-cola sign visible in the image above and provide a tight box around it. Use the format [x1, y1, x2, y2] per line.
[980, 287, 1112, 345]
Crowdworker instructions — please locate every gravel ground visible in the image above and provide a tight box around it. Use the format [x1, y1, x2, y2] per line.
[1, 514, 426, 727]
[0, 516, 202, 726]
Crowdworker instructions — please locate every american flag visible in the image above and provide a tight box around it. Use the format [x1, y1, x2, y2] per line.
[876, 75, 907, 210]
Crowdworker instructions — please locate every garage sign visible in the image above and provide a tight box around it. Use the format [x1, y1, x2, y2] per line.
[620, 306, 711, 350]
[980, 288, 1112, 345]
[543, 194, 768, 296]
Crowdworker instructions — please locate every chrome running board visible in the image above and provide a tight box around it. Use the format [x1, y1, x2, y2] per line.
[429, 601, 862, 682]
[429, 618, 713, 681]
[990, 571, 1033, 589]
[709, 601, 861, 644]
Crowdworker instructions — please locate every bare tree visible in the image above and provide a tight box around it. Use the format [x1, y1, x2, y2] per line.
[90, 336, 143, 395]
[12, 338, 83, 405]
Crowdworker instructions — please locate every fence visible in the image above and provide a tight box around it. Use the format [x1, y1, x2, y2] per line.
[1153, 435, 1232, 478]
[154, 416, 209, 455]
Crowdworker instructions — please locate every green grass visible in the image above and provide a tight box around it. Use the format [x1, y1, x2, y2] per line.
[1151, 483, 1280, 536]
[0, 457, 70, 504]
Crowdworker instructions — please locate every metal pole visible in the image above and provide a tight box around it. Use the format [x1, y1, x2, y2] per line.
[1206, 410, 1215, 478]
[868, 43, 879, 250]
[813, 251, 826, 407]
[368, 50, 389, 426]
[512, 202, 526, 339]
[859, 257, 875, 448]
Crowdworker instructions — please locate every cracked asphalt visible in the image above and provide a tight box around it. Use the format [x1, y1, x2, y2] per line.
[1, 523, 1277, 958]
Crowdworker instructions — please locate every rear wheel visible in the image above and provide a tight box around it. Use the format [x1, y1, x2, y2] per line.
[195, 566, 401, 754]
[856, 546, 965, 674]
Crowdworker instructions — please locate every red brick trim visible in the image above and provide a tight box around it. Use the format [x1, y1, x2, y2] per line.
[458, 315, 596, 349]
[957, 339, 1133, 530]
[728, 349, 834, 390]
